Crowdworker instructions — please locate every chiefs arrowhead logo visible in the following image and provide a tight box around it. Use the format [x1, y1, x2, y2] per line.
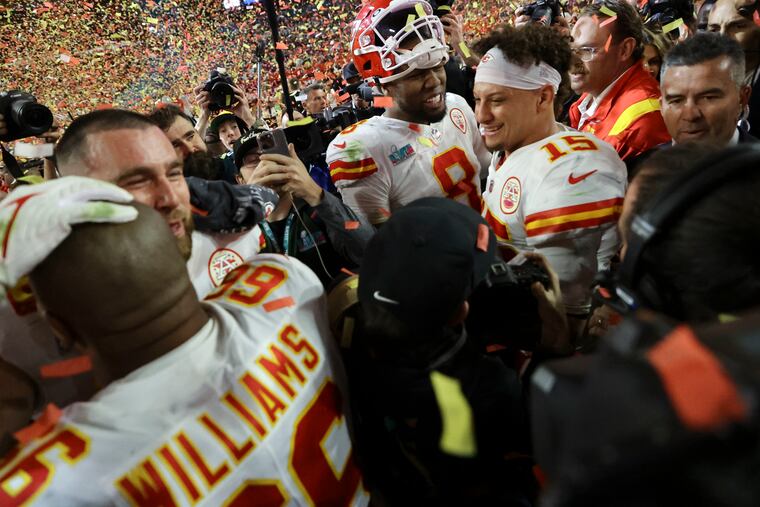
[449, 108, 467, 134]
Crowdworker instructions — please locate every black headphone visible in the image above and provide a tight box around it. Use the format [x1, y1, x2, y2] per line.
[599, 144, 760, 315]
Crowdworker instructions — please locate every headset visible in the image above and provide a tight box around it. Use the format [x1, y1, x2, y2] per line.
[597, 144, 760, 315]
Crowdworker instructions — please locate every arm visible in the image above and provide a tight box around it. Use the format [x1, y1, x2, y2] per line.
[440, 13, 480, 68]
[312, 191, 374, 265]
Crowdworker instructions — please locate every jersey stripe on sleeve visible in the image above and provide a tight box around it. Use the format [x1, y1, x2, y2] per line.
[329, 157, 378, 182]
[524, 197, 623, 237]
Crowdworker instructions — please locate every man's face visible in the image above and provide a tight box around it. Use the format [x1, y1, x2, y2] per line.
[164, 116, 206, 161]
[217, 119, 242, 151]
[570, 16, 631, 96]
[474, 82, 543, 153]
[384, 64, 447, 124]
[304, 89, 328, 115]
[79, 127, 193, 259]
[660, 57, 745, 145]
[642, 44, 663, 81]
[239, 150, 262, 184]
[708, 0, 760, 52]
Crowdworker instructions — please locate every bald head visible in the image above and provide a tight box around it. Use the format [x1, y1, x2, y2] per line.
[29, 204, 205, 377]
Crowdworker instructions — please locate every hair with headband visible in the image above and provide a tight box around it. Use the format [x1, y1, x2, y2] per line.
[473, 24, 572, 96]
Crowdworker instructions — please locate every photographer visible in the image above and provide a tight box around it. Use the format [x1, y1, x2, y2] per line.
[351, 197, 571, 504]
[237, 135, 373, 286]
[193, 69, 255, 139]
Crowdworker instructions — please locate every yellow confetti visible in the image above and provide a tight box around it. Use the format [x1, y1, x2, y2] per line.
[146, 17, 159, 24]
[430, 372, 476, 457]
[599, 5, 616, 17]
[458, 41, 471, 58]
[662, 17, 684, 34]
[418, 136, 434, 147]
[415, 2, 427, 17]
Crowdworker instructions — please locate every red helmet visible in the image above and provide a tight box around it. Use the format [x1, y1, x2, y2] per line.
[351, 0, 449, 83]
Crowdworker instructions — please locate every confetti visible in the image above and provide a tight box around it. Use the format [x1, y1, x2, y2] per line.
[344, 220, 360, 230]
[662, 18, 684, 34]
[373, 96, 394, 108]
[458, 42, 472, 58]
[599, 5, 616, 17]
[604, 34, 612, 52]
[599, 14, 617, 27]
[40, 355, 93, 378]
[415, 3, 427, 17]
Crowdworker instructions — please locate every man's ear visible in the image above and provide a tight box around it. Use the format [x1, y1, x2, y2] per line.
[619, 37, 637, 62]
[740, 83, 752, 109]
[43, 310, 80, 354]
[537, 85, 556, 113]
[447, 301, 470, 327]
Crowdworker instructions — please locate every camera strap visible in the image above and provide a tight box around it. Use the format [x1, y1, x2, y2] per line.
[0, 143, 25, 181]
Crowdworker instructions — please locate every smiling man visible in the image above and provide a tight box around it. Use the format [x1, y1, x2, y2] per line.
[476, 24, 626, 320]
[326, 0, 490, 225]
[661, 32, 757, 145]
[568, 0, 671, 165]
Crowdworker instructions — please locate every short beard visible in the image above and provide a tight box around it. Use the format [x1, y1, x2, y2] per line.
[176, 212, 195, 261]
[183, 151, 222, 181]
[425, 103, 448, 124]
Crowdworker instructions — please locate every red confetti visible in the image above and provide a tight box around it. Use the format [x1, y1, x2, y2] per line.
[373, 96, 394, 108]
[344, 221, 360, 230]
[14, 404, 62, 445]
[263, 296, 295, 312]
[40, 355, 92, 378]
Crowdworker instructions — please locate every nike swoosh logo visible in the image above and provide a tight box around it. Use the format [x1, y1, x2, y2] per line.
[334, 142, 347, 149]
[568, 170, 597, 185]
[373, 291, 400, 305]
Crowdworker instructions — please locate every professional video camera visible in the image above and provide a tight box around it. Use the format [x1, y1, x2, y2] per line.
[521, 0, 562, 26]
[285, 105, 359, 164]
[203, 69, 236, 112]
[466, 258, 551, 351]
[640, 0, 694, 32]
[0, 91, 53, 143]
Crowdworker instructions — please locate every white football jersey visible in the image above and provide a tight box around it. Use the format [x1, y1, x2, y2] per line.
[186, 227, 264, 297]
[0, 254, 368, 506]
[482, 130, 627, 314]
[326, 93, 491, 224]
[0, 228, 264, 413]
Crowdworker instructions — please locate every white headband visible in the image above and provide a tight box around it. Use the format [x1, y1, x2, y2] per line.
[474, 47, 562, 92]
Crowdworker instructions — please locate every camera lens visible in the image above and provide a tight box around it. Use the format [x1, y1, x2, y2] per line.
[13, 101, 53, 136]
[259, 134, 273, 149]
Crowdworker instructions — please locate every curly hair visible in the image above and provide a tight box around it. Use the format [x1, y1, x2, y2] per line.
[473, 23, 572, 106]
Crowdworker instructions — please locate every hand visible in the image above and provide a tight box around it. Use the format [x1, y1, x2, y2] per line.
[0, 114, 7, 139]
[258, 144, 323, 206]
[514, 7, 532, 28]
[38, 123, 62, 144]
[193, 83, 212, 114]
[0, 177, 137, 290]
[587, 304, 621, 339]
[231, 85, 256, 129]
[440, 13, 464, 48]
[523, 252, 572, 355]
[552, 15, 571, 38]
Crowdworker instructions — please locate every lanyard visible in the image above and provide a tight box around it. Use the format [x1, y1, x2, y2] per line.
[260, 213, 296, 255]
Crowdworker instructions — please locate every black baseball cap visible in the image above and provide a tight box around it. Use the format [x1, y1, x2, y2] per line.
[233, 130, 260, 170]
[208, 111, 249, 136]
[358, 197, 496, 331]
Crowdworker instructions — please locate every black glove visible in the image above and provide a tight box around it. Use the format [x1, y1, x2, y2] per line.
[188, 177, 279, 234]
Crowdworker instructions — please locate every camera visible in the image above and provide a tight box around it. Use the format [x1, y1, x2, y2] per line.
[466, 259, 551, 351]
[521, 0, 562, 26]
[0, 91, 53, 143]
[641, 0, 693, 33]
[203, 70, 236, 112]
[284, 105, 360, 164]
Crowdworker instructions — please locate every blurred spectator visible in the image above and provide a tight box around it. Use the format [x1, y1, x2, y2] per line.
[660, 32, 756, 146]
[302, 82, 329, 115]
[352, 197, 571, 504]
[707, 0, 760, 136]
[236, 136, 372, 286]
[642, 27, 673, 81]
[207, 111, 251, 183]
[569, 0, 672, 165]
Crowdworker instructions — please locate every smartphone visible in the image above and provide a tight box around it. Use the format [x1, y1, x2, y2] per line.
[257, 129, 289, 156]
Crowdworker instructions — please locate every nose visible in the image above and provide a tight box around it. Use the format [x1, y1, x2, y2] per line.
[475, 101, 491, 124]
[154, 176, 181, 213]
[681, 99, 703, 122]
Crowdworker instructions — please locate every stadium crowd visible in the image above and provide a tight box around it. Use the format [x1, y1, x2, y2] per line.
[1, 0, 760, 505]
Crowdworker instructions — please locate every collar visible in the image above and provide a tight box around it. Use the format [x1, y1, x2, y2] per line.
[577, 62, 643, 129]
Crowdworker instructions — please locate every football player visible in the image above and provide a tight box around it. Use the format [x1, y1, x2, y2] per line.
[475, 25, 627, 320]
[326, 0, 491, 225]
[0, 178, 367, 505]
[0, 110, 273, 437]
